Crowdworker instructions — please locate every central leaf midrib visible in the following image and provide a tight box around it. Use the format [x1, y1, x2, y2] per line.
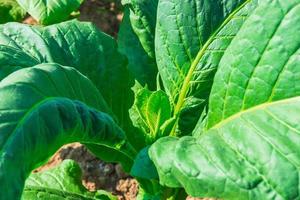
[209, 96, 300, 131]
[170, 0, 252, 135]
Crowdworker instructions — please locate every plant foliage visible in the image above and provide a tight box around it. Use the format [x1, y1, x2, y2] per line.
[0, 0, 26, 23]
[0, 0, 299, 199]
[150, 0, 300, 199]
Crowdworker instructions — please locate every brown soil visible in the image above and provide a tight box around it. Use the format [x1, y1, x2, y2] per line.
[79, 0, 123, 37]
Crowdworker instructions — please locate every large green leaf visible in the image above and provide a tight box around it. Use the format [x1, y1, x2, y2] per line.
[16, 0, 83, 25]
[155, 0, 257, 135]
[0, 64, 135, 200]
[0, 45, 38, 80]
[23, 160, 117, 200]
[0, 20, 139, 165]
[156, 0, 245, 102]
[131, 146, 158, 180]
[0, 20, 107, 83]
[151, 96, 300, 199]
[123, 0, 158, 59]
[118, 8, 157, 89]
[150, 0, 300, 199]
[0, 0, 26, 23]
[207, 0, 300, 128]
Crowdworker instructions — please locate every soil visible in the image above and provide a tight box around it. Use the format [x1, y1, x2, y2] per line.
[23, 1, 215, 199]
[79, 0, 123, 37]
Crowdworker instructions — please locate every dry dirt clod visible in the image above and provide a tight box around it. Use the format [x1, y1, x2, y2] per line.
[116, 178, 139, 200]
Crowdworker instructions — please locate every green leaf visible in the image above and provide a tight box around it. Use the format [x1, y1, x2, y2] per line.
[136, 187, 161, 200]
[156, 0, 246, 101]
[119, 0, 158, 90]
[208, 1, 300, 130]
[23, 160, 117, 200]
[0, 20, 107, 82]
[16, 0, 83, 25]
[131, 146, 158, 180]
[155, 0, 258, 135]
[148, 137, 181, 188]
[207, 0, 300, 128]
[123, 0, 158, 59]
[0, 0, 26, 23]
[151, 96, 300, 199]
[118, 8, 157, 89]
[0, 45, 38, 79]
[0, 19, 133, 136]
[150, 1, 300, 199]
[129, 85, 171, 143]
[0, 20, 139, 166]
[0, 63, 135, 200]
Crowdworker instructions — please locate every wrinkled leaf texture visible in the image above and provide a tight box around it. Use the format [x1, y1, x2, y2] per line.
[0, 19, 140, 167]
[119, 0, 158, 90]
[0, 20, 137, 199]
[150, 0, 300, 199]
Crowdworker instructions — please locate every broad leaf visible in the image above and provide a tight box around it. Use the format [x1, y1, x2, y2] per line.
[156, 0, 245, 102]
[0, 64, 135, 200]
[178, 0, 258, 134]
[0, 45, 38, 79]
[131, 146, 158, 180]
[150, 1, 300, 199]
[23, 160, 116, 200]
[0, 20, 107, 83]
[0, 0, 26, 23]
[148, 137, 181, 188]
[0, 20, 139, 166]
[155, 0, 258, 135]
[16, 0, 83, 24]
[123, 0, 158, 59]
[207, 0, 300, 128]
[118, 8, 157, 89]
[0, 19, 133, 138]
[151, 96, 300, 199]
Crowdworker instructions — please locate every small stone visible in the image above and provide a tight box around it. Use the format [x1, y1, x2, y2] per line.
[103, 164, 114, 175]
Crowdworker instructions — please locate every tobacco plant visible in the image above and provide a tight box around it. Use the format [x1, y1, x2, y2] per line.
[0, 0, 299, 199]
